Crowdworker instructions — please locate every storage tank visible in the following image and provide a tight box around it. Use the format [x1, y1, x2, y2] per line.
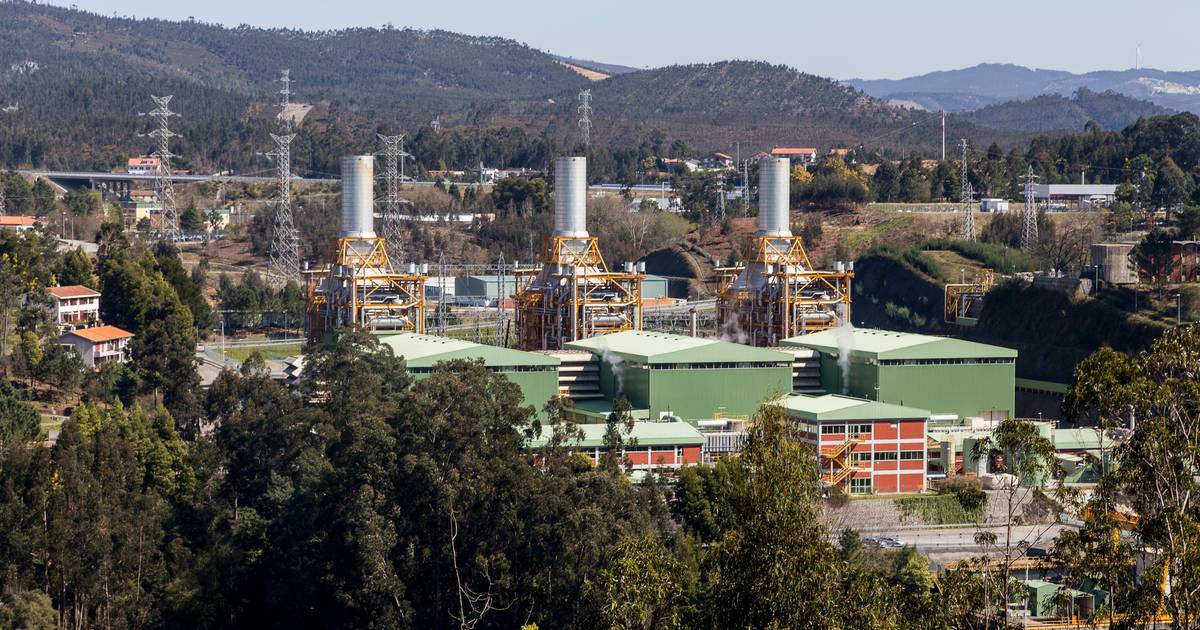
[341, 155, 375, 239]
[758, 157, 791, 237]
[1089, 242, 1137, 284]
[554, 156, 588, 238]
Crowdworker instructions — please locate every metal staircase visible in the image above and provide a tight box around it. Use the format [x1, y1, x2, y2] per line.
[783, 348, 824, 394]
[820, 438, 862, 489]
[549, 352, 603, 400]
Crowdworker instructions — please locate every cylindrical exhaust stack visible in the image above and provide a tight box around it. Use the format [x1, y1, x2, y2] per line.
[341, 155, 376, 239]
[554, 156, 588, 238]
[757, 157, 791, 237]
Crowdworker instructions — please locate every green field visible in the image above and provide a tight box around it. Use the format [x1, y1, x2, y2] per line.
[218, 343, 303, 362]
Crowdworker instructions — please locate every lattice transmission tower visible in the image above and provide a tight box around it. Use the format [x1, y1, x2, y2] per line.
[0, 182, 6, 216]
[959, 139, 975, 242]
[377, 133, 412, 266]
[577, 89, 592, 147]
[1021, 166, 1039, 250]
[263, 68, 301, 286]
[140, 95, 181, 241]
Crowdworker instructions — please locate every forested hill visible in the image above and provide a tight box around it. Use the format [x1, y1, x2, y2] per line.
[958, 89, 1170, 133]
[503, 61, 1028, 154]
[0, 2, 588, 103]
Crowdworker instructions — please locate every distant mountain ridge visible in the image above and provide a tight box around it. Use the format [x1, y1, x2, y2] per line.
[956, 88, 1170, 132]
[846, 63, 1200, 114]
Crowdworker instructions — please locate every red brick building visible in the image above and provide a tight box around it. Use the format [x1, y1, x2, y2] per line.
[783, 394, 931, 494]
[528, 421, 705, 470]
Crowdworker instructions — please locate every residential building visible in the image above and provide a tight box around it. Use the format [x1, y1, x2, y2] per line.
[127, 157, 161, 175]
[59, 325, 134, 368]
[47, 285, 101, 331]
[700, 152, 735, 170]
[784, 393, 931, 494]
[770, 147, 818, 165]
[0, 216, 37, 231]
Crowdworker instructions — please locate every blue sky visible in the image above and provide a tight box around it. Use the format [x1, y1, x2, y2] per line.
[64, 0, 1200, 79]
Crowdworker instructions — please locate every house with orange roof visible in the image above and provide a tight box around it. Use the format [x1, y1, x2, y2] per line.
[770, 147, 819, 165]
[127, 157, 161, 175]
[59, 325, 134, 368]
[0, 216, 37, 231]
[47, 285, 101, 331]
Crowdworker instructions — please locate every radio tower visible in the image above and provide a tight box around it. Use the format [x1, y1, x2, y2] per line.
[577, 89, 592, 147]
[377, 133, 412, 266]
[141, 95, 181, 241]
[1021, 165, 1039, 250]
[959, 139, 975, 242]
[267, 69, 300, 286]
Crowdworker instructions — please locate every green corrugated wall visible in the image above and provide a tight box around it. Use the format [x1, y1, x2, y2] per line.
[821, 356, 1015, 419]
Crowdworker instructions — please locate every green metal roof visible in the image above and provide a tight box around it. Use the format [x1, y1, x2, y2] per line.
[1016, 378, 1069, 395]
[780, 328, 1017, 361]
[564, 330, 793, 364]
[1051, 428, 1105, 451]
[376, 333, 559, 369]
[780, 394, 930, 422]
[528, 421, 705, 448]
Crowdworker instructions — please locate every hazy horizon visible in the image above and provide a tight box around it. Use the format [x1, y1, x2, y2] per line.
[57, 0, 1200, 80]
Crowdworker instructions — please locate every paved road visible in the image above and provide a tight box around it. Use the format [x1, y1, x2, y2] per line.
[857, 523, 1070, 553]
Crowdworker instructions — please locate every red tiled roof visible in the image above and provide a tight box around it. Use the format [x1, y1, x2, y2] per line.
[0, 216, 36, 227]
[64, 325, 133, 343]
[771, 147, 817, 155]
[48, 285, 100, 299]
[128, 157, 160, 167]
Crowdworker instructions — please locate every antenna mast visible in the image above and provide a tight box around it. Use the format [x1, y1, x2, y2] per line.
[959, 139, 975, 242]
[377, 133, 412, 266]
[142, 95, 181, 241]
[1021, 165, 1039, 250]
[577, 89, 592, 148]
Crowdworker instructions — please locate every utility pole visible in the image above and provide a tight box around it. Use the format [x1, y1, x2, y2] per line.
[1021, 165, 1039, 251]
[742, 159, 750, 217]
[959, 139, 975, 242]
[0, 181, 6, 216]
[377, 133, 412, 266]
[140, 95, 181, 242]
[577, 89, 592, 148]
[940, 110, 946, 161]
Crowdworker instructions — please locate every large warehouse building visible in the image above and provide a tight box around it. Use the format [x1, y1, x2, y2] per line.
[781, 328, 1017, 421]
[377, 333, 560, 415]
[564, 330, 794, 420]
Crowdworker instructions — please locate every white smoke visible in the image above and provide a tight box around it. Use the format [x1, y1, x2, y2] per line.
[594, 337, 625, 394]
[835, 322, 855, 395]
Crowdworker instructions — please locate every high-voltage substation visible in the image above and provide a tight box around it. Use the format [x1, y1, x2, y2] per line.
[716, 157, 854, 346]
[514, 156, 644, 350]
[305, 155, 426, 340]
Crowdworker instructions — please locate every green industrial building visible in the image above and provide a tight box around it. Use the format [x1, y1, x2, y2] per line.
[781, 328, 1017, 421]
[564, 330, 793, 420]
[376, 333, 560, 415]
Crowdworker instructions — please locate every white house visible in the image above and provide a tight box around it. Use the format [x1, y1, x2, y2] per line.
[47, 285, 101, 331]
[127, 157, 161, 175]
[0, 216, 37, 232]
[59, 325, 134, 368]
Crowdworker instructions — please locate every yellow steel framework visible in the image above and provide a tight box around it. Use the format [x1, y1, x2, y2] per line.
[305, 236, 425, 342]
[716, 235, 854, 347]
[514, 236, 642, 350]
[943, 268, 995, 324]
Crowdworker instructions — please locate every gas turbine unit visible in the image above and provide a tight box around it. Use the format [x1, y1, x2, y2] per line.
[305, 155, 426, 340]
[514, 156, 644, 350]
[716, 157, 854, 346]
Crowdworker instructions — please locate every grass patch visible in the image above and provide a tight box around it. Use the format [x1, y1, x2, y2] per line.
[923, 239, 1036, 274]
[218, 343, 303, 362]
[844, 214, 917, 252]
[894, 494, 983, 525]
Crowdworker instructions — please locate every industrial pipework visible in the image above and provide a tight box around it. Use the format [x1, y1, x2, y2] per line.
[513, 156, 644, 350]
[305, 155, 426, 340]
[715, 156, 854, 346]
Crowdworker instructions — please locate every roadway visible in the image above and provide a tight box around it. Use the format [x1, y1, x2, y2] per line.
[856, 523, 1070, 554]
